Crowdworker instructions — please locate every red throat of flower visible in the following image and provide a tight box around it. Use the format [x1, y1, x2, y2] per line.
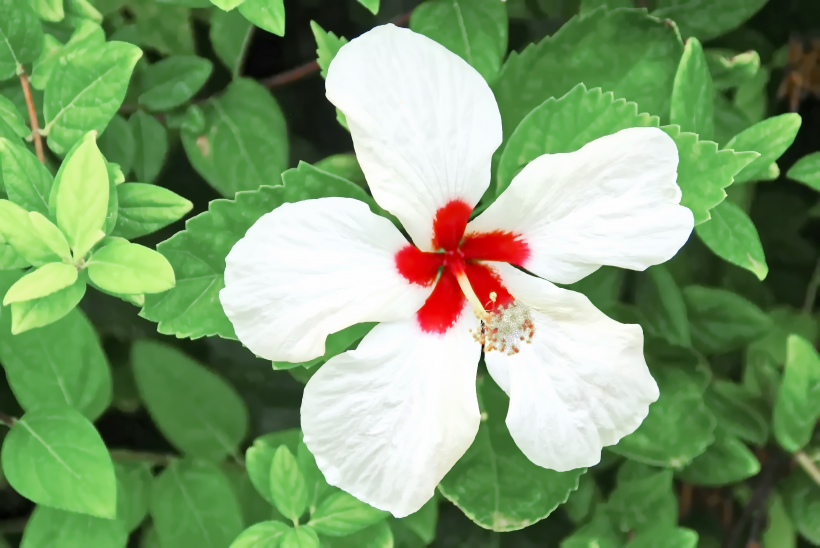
[394, 199, 530, 336]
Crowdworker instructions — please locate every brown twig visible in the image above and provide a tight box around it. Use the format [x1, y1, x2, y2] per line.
[19, 71, 44, 164]
[0, 412, 17, 428]
[725, 454, 785, 548]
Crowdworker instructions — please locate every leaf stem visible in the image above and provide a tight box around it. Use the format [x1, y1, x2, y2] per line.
[0, 412, 17, 428]
[795, 450, 820, 487]
[19, 70, 45, 164]
[803, 259, 820, 314]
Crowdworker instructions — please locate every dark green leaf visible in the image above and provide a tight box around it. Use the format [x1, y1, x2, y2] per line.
[781, 467, 820, 545]
[139, 56, 212, 112]
[677, 431, 759, 486]
[239, 0, 286, 36]
[210, 8, 253, 76]
[773, 335, 820, 453]
[98, 114, 135, 178]
[684, 285, 772, 354]
[20, 506, 127, 548]
[115, 462, 152, 532]
[704, 380, 768, 445]
[0, 0, 43, 81]
[129, 111, 168, 184]
[608, 461, 677, 532]
[626, 526, 698, 548]
[787, 151, 820, 192]
[634, 265, 690, 348]
[653, 0, 767, 41]
[112, 183, 192, 240]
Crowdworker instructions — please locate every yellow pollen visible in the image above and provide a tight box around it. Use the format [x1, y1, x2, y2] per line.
[454, 270, 488, 319]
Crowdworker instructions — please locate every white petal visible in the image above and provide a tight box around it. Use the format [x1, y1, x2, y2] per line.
[468, 127, 694, 284]
[483, 262, 659, 472]
[326, 24, 502, 251]
[301, 307, 481, 517]
[220, 197, 432, 363]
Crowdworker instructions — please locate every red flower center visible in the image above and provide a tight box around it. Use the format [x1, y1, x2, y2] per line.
[395, 199, 530, 334]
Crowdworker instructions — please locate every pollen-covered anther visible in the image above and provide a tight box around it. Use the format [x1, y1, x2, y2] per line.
[482, 300, 535, 356]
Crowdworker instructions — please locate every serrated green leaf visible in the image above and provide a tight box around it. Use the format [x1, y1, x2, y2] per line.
[0, 199, 59, 266]
[0, 0, 43, 81]
[20, 505, 127, 548]
[245, 429, 301, 503]
[239, 0, 285, 36]
[308, 491, 387, 537]
[704, 380, 768, 445]
[323, 521, 394, 548]
[229, 521, 291, 548]
[281, 527, 320, 548]
[129, 1, 194, 56]
[43, 42, 142, 155]
[780, 467, 820, 545]
[128, 111, 168, 184]
[131, 340, 248, 460]
[311, 21, 347, 80]
[3, 262, 77, 305]
[28, 212, 70, 261]
[626, 526, 698, 548]
[115, 462, 152, 532]
[87, 241, 174, 294]
[270, 445, 309, 522]
[139, 56, 212, 111]
[357, 0, 379, 14]
[608, 462, 677, 532]
[29, 0, 65, 21]
[10, 277, 86, 334]
[1, 404, 116, 517]
[0, 138, 53, 216]
[151, 459, 244, 548]
[410, 0, 507, 82]
[684, 285, 772, 354]
[210, 7, 253, 76]
[677, 431, 759, 486]
[670, 37, 714, 140]
[773, 335, 820, 453]
[440, 376, 584, 531]
[726, 113, 801, 184]
[787, 151, 820, 192]
[112, 183, 192, 240]
[653, 0, 767, 41]
[180, 78, 287, 197]
[98, 114, 135, 178]
[695, 199, 767, 280]
[705, 49, 760, 91]
[634, 265, 690, 348]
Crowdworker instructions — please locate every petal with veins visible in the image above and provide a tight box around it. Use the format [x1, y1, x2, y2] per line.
[301, 306, 481, 517]
[220, 197, 432, 363]
[483, 262, 659, 472]
[468, 127, 694, 284]
[326, 24, 502, 251]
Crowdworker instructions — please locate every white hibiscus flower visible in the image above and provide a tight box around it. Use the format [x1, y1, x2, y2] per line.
[220, 24, 694, 518]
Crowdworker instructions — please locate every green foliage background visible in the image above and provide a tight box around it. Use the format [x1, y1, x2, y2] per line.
[0, 0, 820, 547]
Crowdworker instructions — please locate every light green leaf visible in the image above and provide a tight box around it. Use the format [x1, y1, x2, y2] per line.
[492, 8, 682, 145]
[129, 1, 194, 56]
[10, 277, 86, 334]
[210, 8, 253, 76]
[323, 521, 394, 548]
[695, 199, 767, 280]
[787, 151, 820, 192]
[87, 241, 175, 294]
[181, 78, 287, 197]
[1, 404, 116, 517]
[131, 340, 249, 461]
[43, 42, 142, 155]
[677, 431, 759, 485]
[726, 113, 802, 184]
[52, 133, 109, 258]
[684, 285, 772, 354]
[28, 212, 70, 261]
[311, 21, 347, 80]
[0, 138, 53, 216]
[281, 527, 320, 548]
[357, 0, 379, 15]
[634, 265, 690, 348]
[239, 0, 285, 36]
[0, 0, 43, 81]
[98, 114, 135, 178]
[440, 377, 584, 531]
[0, 245, 28, 270]
[3, 262, 77, 305]
[773, 335, 820, 453]
[245, 429, 301, 504]
[762, 494, 797, 548]
[653, 0, 767, 41]
[115, 462, 152, 532]
[270, 445, 308, 522]
[128, 111, 168, 184]
[780, 467, 820, 544]
[670, 37, 714, 140]
[626, 526, 698, 548]
[296, 441, 331, 513]
[67, 0, 103, 22]
[704, 380, 768, 445]
[0, 199, 59, 266]
[139, 56, 212, 112]
[20, 506, 127, 548]
[28, 0, 65, 21]
[608, 461, 677, 532]
[0, 95, 29, 138]
[30, 22, 105, 90]
[151, 459, 244, 548]
[308, 491, 387, 537]
[112, 183, 192, 240]
[229, 521, 291, 548]
[211, 0, 245, 9]
[705, 49, 760, 91]
[410, 0, 507, 82]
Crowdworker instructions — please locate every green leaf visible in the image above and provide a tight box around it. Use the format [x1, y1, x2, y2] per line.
[496, 84, 657, 195]
[0, 199, 59, 266]
[323, 522, 394, 548]
[0, 138, 53, 216]
[4, 262, 77, 305]
[314, 154, 365, 187]
[87, 241, 175, 294]
[131, 340, 249, 461]
[0, 273, 111, 419]
[245, 429, 301, 503]
[308, 491, 388, 537]
[787, 151, 820, 192]
[211, 0, 244, 9]
[30, 22, 105, 91]
[98, 114, 135, 178]
[670, 37, 714, 140]
[410, 0, 507, 82]
[20, 506, 127, 548]
[653, 0, 767, 41]
[281, 527, 320, 548]
[311, 21, 347, 80]
[626, 526, 698, 548]
[762, 494, 797, 548]
[139, 56, 212, 112]
[634, 265, 690, 348]
[0, 245, 28, 270]
[229, 521, 291, 548]
[725, 113, 802, 184]
[128, 111, 168, 184]
[181, 78, 287, 197]
[562, 507, 624, 548]
[0, 95, 29, 138]
[704, 380, 768, 445]
[115, 462, 152, 532]
[773, 335, 820, 453]
[677, 431, 759, 486]
[51, 133, 109, 259]
[0, 0, 43, 81]
[695, 199, 767, 280]
[564, 473, 599, 524]
[705, 49, 760, 91]
[780, 467, 820, 545]
[492, 8, 682, 145]
[223, 465, 273, 527]
[43, 42, 142, 155]
[28, 0, 65, 21]
[608, 461, 677, 532]
[151, 459, 244, 548]
[439, 376, 584, 531]
[128, 1, 194, 56]
[684, 285, 772, 354]
[357, 0, 379, 15]
[210, 8, 253, 76]
[296, 441, 331, 513]
[112, 183, 192, 240]
[10, 277, 86, 334]
[269, 445, 308, 522]
[1, 404, 116, 517]
[239, 0, 286, 37]
[397, 497, 437, 544]
[29, 212, 71, 262]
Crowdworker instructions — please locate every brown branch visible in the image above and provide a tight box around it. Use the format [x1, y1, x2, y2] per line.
[19, 71, 44, 164]
[0, 412, 17, 428]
